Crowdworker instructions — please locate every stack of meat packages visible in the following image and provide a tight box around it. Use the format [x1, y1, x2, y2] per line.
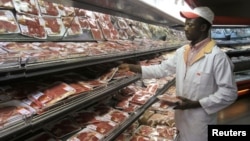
[0, 64, 131, 131]
[115, 85, 177, 141]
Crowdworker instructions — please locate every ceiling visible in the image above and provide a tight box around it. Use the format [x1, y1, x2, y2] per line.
[185, 0, 250, 25]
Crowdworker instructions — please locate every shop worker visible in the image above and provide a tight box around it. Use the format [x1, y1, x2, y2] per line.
[118, 6, 238, 141]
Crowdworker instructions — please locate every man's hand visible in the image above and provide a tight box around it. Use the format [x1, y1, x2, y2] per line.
[118, 63, 142, 73]
[173, 96, 201, 110]
[118, 63, 130, 73]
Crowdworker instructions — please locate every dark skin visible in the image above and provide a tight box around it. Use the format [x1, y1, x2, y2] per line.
[118, 17, 211, 110]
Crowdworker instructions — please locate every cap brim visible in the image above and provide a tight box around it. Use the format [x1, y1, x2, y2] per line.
[180, 11, 199, 19]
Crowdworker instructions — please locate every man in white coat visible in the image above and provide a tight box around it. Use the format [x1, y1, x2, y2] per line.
[118, 6, 238, 141]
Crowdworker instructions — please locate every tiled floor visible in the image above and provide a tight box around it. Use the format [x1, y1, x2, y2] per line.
[217, 94, 250, 124]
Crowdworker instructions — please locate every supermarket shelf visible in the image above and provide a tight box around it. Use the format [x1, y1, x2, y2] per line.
[217, 40, 250, 47]
[226, 49, 250, 57]
[233, 60, 250, 72]
[0, 46, 179, 82]
[44, 0, 183, 27]
[1, 75, 141, 141]
[104, 79, 175, 140]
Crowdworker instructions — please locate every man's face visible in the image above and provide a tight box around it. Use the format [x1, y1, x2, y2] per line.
[184, 18, 202, 41]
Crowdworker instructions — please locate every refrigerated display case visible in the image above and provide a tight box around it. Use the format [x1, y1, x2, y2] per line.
[0, 0, 185, 141]
[1, 0, 250, 141]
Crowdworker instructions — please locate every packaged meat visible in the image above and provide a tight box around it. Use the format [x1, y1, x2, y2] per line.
[156, 94, 181, 106]
[66, 128, 104, 141]
[37, 0, 60, 16]
[135, 125, 159, 137]
[62, 16, 82, 36]
[25, 132, 61, 141]
[103, 109, 129, 123]
[57, 4, 75, 17]
[155, 125, 177, 140]
[91, 28, 104, 40]
[124, 120, 139, 134]
[78, 17, 91, 30]
[27, 81, 76, 110]
[146, 113, 171, 127]
[42, 16, 66, 37]
[16, 13, 47, 39]
[0, 47, 20, 68]
[13, 0, 40, 15]
[0, 0, 14, 9]
[44, 117, 81, 138]
[138, 110, 154, 125]
[114, 133, 130, 141]
[149, 101, 170, 112]
[0, 10, 20, 34]
[130, 93, 152, 105]
[130, 135, 150, 141]
[71, 110, 99, 127]
[0, 100, 36, 128]
[98, 67, 118, 82]
[86, 118, 117, 135]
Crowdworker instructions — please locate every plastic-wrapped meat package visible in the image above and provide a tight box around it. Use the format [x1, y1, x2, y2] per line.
[145, 83, 159, 95]
[130, 135, 150, 141]
[123, 103, 140, 113]
[57, 4, 75, 17]
[25, 132, 61, 141]
[27, 81, 76, 110]
[66, 81, 93, 95]
[130, 92, 152, 105]
[71, 110, 100, 127]
[62, 16, 82, 36]
[37, 0, 60, 16]
[114, 133, 130, 141]
[42, 16, 66, 37]
[74, 8, 87, 17]
[90, 104, 114, 117]
[63, 42, 90, 58]
[98, 67, 118, 82]
[79, 79, 107, 89]
[149, 101, 170, 112]
[103, 109, 129, 123]
[155, 125, 177, 140]
[146, 113, 171, 127]
[0, 47, 20, 68]
[7, 80, 46, 100]
[78, 17, 90, 30]
[0, 10, 20, 34]
[16, 13, 47, 39]
[112, 70, 136, 80]
[124, 120, 139, 134]
[156, 94, 181, 106]
[0, 0, 14, 9]
[86, 118, 117, 135]
[44, 117, 81, 138]
[1, 42, 41, 53]
[88, 18, 104, 40]
[115, 96, 131, 110]
[67, 128, 103, 141]
[135, 125, 159, 137]
[0, 100, 36, 129]
[13, 0, 40, 15]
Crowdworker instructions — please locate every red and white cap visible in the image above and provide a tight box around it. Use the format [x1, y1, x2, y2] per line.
[180, 6, 214, 24]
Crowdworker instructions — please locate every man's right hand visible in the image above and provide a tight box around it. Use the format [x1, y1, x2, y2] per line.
[118, 63, 130, 73]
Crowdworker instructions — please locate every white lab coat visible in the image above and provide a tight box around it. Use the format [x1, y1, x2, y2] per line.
[142, 40, 238, 141]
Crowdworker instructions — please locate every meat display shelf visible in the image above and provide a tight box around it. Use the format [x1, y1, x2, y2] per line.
[44, 0, 183, 27]
[217, 40, 250, 46]
[226, 49, 250, 58]
[104, 79, 175, 141]
[232, 60, 250, 72]
[0, 45, 179, 82]
[0, 75, 141, 141]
